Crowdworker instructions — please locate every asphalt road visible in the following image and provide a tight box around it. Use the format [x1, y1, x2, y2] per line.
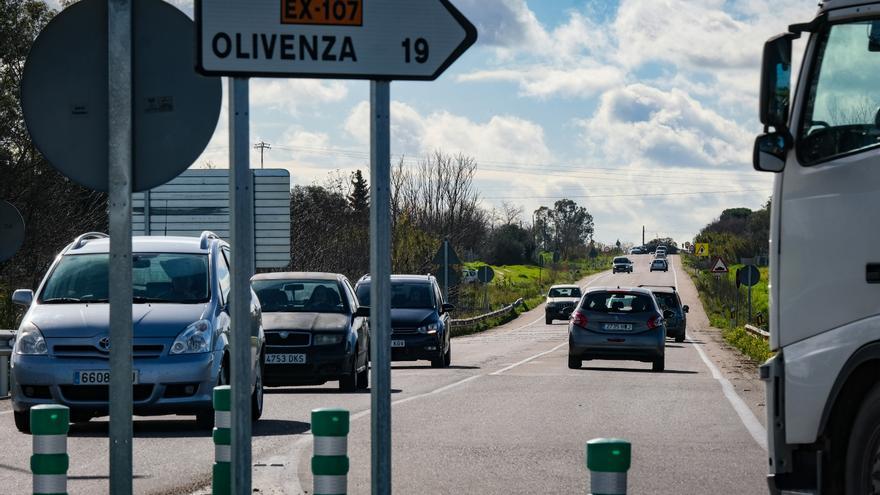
[0, 255, 769, 494]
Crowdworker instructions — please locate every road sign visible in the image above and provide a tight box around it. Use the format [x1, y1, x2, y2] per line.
[737, 265, 760, 287]
[433, 242, 462, 266]
[132, 169, 291, 268]
[21, 0, 222, 192]
[695, 243, 710, 257]
[477, 265, 495, 284]
[0, 201, 25, 262]
[710, 257, 729, 274]
[196, 0, 477, 80]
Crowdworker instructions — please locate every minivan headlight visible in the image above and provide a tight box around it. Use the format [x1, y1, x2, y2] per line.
[313, 334, 344, 346]
[15, 322, 47, 355]
[170, 319, 213, 354]
[418, 323, 439, 335]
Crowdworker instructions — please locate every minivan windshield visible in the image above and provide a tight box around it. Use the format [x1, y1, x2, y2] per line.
[356, 282, 435, 309]
[40, 253, 210, 304]
[799, 20, 880, 164]
[252, 280, 347, 313]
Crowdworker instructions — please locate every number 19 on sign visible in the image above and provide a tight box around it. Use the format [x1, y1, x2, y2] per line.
[402, 38, 429, 63]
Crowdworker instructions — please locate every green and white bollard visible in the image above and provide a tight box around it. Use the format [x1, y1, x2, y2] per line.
[31, 404, 70, 495]
[311, 408, 349, 495]
[586, 438, 631, 495]
[212, 385, 231, 495]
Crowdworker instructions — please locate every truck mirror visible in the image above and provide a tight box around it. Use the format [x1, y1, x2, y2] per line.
[759, 34, 793, 130]
[870, 20, 880, 52]
[753, 132, 789, 172]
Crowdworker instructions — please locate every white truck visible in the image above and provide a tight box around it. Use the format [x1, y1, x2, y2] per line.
[755, 1, 880, 493]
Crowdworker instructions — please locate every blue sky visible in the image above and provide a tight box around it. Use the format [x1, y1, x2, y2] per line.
[45, 0, 820, 246]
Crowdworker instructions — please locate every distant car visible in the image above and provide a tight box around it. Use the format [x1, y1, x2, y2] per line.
[355, 274, 453, 368]
[629, 247, 643, 255]
[545, 285, 583, 324]
[251, 272, 370, 392]
[568, 287, 671, 372]
[650, 259, 668, 272]
[461, 268, 479, 284]
[612, 257, 634, 274]
[654, 252, 667, 260]
[10, 231, 265, 433]
[640, 285, 689, 343]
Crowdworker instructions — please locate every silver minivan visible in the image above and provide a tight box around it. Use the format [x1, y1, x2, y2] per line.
[10, 232, 265, 433]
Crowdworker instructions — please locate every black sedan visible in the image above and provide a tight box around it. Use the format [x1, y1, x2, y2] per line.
[251, 272, 370, 392]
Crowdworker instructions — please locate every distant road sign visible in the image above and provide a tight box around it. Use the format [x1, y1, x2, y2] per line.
[477, 265, 495, 284]
[432, 242, 461, 266]
[132, 169, 291, 268]
[21, 0, 222, 192]
[710, 257, 729, 274]
[0, 201, 25, 262]
[695, 243, 710, 257]
[196, 0, 477, 80]
[736, 265, 761, 287]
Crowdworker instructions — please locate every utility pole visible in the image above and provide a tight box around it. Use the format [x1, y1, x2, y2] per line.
[642, 225, 645, 247]
[253, 140, 271, 169]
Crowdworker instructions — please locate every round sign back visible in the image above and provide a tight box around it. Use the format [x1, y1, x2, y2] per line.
[0, 201, 26, 262]
[21, 0, 222, 192]
[477, 265, 495, 284]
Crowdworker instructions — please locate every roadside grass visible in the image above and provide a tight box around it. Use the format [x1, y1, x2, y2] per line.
[683, 255, 773, 363]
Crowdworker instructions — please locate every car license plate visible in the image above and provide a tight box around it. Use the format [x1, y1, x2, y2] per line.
[391, 340, 405, 348]
[265, 353, 306, 364]
[74, 370, 139, 385]
[604, 323, 633, 331]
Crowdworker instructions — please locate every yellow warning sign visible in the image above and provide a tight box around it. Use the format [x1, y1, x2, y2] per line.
[695, 243, 709, 257]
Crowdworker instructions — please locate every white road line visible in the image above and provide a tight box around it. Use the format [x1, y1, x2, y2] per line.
[672, 255, 768, 451]
[490, 342, 567, 376]
[0, 410, 12, 416]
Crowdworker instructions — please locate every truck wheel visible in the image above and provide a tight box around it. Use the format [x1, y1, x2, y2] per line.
[14, 410, 31, 434]
[845, 383, 880, 494]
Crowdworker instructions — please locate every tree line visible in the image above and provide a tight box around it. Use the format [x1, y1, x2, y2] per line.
[693, 201, 771, 262]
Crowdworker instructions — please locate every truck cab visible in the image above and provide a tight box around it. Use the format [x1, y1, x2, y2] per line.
[755, 1, 880, 493]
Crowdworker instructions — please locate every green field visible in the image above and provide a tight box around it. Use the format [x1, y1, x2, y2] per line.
[684, 256, 773, 362]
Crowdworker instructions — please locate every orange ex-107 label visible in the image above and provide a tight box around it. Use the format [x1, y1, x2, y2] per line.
[281, 0, 363, 26]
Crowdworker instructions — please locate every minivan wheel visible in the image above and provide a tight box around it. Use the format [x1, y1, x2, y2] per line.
[14, 410, 31, 434]
[845, 383, 880, 495]
[568, 354, 581, 370]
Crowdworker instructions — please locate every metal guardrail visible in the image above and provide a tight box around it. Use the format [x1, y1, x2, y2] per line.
[744, 324, 769, 341]
[450, 298, 524, 328]
[0, 329, 14, 398]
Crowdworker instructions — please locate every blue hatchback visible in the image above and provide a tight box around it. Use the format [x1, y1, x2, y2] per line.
[9, 232, 265, 433]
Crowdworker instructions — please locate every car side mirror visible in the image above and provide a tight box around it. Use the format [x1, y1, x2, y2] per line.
[663, 309, 675, 319]
[753, 132, 789, 172]
[683, 305, 689, 313]
[441, 303, 455, 313]
[12, 289, 33, 307]
[355, 306, 370, 318]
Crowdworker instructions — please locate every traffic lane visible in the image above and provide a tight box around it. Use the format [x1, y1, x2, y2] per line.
[260, 270, 615, 494]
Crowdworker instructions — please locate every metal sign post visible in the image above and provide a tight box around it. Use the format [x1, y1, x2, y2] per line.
[443, 239, 449, 301]
[369, 80, 392, 495]
[107, 0, 134, 491]
[229, 77, 255, 494]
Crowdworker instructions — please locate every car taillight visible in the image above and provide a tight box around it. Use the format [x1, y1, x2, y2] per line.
[572, 311, 588, 327]
[647, 315, 662, 329]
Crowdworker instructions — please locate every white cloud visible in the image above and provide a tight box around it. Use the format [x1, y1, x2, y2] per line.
[459, 66, 624, 99]
[578, 83, 753, 169]
[250, 80, 349, 115]
[344, 100, 552, 164]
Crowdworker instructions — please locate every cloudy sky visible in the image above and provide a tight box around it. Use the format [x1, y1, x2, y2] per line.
[47, 0, 820, 246]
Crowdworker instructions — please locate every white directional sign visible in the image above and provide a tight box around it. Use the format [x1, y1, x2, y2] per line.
[196, 0, 477, 80]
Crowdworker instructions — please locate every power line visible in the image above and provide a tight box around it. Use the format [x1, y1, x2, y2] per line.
[481, 188, 770, 200]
